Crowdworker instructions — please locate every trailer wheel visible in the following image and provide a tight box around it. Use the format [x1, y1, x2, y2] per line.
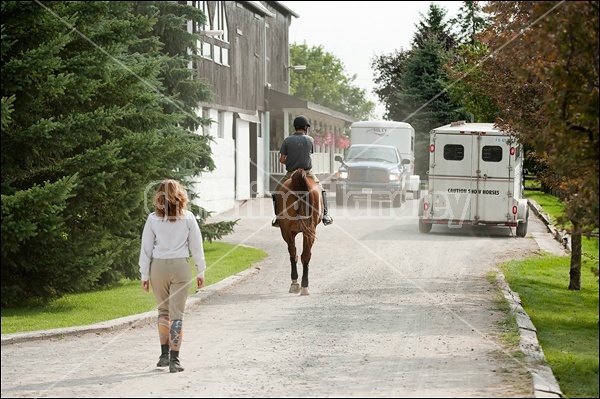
[419, 219, 432, 234]
[516, 210, 529, 237]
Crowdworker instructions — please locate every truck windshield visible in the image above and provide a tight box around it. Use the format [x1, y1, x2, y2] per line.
[346, 147, 398, 163]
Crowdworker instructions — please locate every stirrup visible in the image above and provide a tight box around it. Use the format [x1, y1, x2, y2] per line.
[272, 218, 279, 227]
[322, 214, 333, 225]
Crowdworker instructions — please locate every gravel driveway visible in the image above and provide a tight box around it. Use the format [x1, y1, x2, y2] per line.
[1, 196, 566, 398]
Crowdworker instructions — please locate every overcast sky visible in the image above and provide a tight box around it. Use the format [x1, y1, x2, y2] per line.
[282, 1, 464, 119]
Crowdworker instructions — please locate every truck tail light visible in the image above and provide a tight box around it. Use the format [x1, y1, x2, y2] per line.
[429, 144, 435, 152]
[510, 147, 515, 155]
[512, 206, 518, 214]
[424, 202, 429, 211]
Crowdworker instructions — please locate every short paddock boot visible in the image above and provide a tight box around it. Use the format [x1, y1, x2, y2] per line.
[169, 350, 184, 373]
[156, 344, 169, 367]
[321, 191, 333, 225]
[271, 193, 279, 227]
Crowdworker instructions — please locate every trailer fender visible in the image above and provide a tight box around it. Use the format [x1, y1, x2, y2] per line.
[418, 196, 425, 217]
[418, 194, 432, 218]
[515, 198, 528, 220]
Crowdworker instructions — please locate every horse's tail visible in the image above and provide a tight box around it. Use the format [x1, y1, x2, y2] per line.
[291, 169, 316, 241]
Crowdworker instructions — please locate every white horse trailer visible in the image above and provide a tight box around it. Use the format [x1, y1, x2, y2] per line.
[418, 121, 529, 236]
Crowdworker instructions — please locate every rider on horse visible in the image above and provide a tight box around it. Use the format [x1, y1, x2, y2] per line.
[271, 115, 333, 228]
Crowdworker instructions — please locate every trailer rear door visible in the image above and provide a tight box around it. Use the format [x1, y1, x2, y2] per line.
[429, 130, 514, 224]
[473, 134, 514, 224]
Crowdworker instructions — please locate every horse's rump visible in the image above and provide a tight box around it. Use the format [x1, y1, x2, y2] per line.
[280, 169, 321, 239]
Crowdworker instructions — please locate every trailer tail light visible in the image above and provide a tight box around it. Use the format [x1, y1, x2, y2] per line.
[424, 202, 429, 211]
[510, 147, 515, 155]
[512, 206, 518, 214]
[429, 144, 435, 152]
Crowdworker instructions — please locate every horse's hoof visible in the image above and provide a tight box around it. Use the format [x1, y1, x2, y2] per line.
[289, 283, 300, 294]
[300, 288, 310, 296]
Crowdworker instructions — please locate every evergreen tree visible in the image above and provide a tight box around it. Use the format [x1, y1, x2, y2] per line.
[444, 1, 498, 122]
[372, 4, 467, 178]
[0, 1, 222, 307]
[412, 3, 456, 51]
[448, 1, 488, 46]
[397, 39, 468, 177]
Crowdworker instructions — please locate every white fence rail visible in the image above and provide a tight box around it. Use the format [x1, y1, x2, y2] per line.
[269, 151, 335, 175]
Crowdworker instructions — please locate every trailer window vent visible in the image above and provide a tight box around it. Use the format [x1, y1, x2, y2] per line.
[443, 144, 464, 161]
[482, 145, 503, 162]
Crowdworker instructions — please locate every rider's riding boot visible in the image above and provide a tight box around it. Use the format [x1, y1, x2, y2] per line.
[321, 191, 333, 226]
[271, 193, 279, 227]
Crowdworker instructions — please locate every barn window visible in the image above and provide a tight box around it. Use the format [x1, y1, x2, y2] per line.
[212, 1, 230, 66]
[192, 1, 213, 60]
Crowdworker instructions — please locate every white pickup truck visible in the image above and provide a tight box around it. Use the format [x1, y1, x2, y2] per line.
[347, 120, 420, 198]
[418, 121, 529, 237]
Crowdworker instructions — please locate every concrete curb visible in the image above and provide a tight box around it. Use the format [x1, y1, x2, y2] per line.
[1, 266, 261, 346]
[528, 199, 571, 252]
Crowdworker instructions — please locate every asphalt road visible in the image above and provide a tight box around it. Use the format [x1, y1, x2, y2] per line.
[1, 194, 566, 398]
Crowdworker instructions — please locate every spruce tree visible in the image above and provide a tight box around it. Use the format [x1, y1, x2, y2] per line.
[1, 1, 224, 307]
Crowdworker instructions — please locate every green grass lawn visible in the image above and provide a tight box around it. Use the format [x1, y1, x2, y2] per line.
[1, 241, 267, 334]
[525, 190, 570, 229]
[499, 188, 600, 398]
[502, 253, 598, 398]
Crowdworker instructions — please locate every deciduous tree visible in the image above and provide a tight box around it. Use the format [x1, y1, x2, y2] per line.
[472, 1, 599, 289]
[289, 43, 375, 120]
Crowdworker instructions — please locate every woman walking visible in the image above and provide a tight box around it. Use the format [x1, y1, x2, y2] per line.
[138, 179, 206, 373]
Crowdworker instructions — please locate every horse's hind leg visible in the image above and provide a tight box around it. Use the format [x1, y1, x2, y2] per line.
[289, 255, 300, 293]
[300, 262, 309, 295]
[282, 230, 300, 294]
[299, 235, 313, 295]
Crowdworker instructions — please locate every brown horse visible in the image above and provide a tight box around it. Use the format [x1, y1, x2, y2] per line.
[275, 169, 323, 295]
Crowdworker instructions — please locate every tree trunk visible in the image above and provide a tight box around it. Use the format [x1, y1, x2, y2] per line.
[568, 222, 582, 290]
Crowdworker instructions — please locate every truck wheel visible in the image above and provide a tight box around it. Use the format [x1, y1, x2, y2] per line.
[516, 210, 529, 237]
[419, 219, 432, 234]
[336, 186, 344, 206]
[392, 192, 402, 207]
[345, 194, 354, 207]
